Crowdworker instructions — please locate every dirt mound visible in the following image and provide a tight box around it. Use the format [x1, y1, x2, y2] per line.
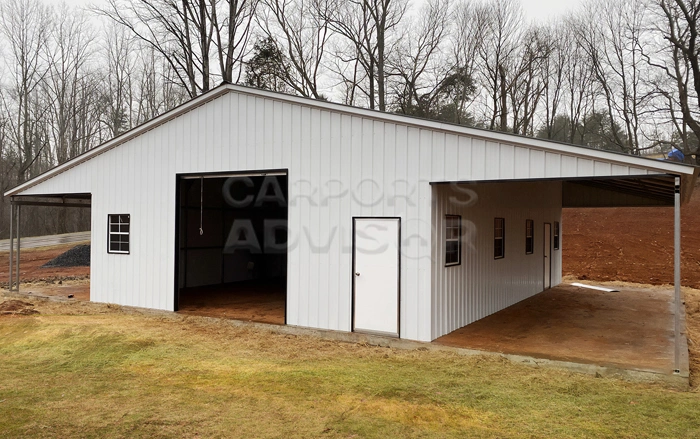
[41, 244, 90, 268]
[563, 180, 700, 288]
[0, 299, 38, 316]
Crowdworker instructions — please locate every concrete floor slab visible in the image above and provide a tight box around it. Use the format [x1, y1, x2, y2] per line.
[434, 284, 688, 377]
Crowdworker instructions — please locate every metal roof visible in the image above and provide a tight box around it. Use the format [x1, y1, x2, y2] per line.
[5, 83, 698, 199]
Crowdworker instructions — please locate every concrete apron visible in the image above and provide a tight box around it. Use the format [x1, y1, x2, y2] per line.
[2, 289, 690, 390]
[219, 317, 691, 390]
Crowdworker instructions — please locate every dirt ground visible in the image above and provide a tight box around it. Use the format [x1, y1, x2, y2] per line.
[178, 280, 285, 324]
[562, 181, 700, 288]
[0, 243, 90, 286]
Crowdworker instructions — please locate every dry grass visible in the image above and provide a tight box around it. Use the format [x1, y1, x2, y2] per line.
[1, 289, 700, 438]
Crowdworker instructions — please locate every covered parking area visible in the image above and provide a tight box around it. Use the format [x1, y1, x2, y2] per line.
[431, 172, 696, 378]
[435, 283, 685, 375]
[5, 194, 91, 293]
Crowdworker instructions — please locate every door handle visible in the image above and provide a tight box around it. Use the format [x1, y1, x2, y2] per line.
[355, 272, 360, 276]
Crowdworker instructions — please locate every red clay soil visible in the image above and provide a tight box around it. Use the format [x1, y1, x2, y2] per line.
[0, 243, 90, 285]
[563, 181, 700, 288]
[25, 282, 90, 301]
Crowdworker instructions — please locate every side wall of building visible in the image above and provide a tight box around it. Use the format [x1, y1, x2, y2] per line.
[431, 182, 563, 339]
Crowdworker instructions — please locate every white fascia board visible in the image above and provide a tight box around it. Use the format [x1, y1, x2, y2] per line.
[6, 83, 696, 197]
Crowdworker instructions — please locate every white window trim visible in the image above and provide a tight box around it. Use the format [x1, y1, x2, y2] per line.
[445, 215, 461, 267]
[108, 214, 130, 255]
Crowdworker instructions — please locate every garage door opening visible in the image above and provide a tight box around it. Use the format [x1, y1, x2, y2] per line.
[174, 171, 288, 324]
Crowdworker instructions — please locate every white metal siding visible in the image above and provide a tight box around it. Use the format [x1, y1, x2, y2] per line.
[431, 182, 563, 339]
[16, 88, 672, 342]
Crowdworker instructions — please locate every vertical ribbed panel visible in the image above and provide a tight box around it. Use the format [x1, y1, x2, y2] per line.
[430, 182, 563, 339]
[16, 90, 656, 342]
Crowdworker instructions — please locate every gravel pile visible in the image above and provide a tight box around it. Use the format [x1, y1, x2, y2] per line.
[42, 244, 91, 268]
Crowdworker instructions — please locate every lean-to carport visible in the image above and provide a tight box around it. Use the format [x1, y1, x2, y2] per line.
[6, 194, 91, 292]
[431, 172, 696, 375]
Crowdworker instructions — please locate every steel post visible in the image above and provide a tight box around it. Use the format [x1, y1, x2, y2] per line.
[8, 202, 13, 291]
[16, 205, 20, 293]
[674, 176, 681, 374]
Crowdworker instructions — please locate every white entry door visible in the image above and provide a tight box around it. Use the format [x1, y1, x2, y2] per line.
[353, 218, 400, 337]
[543, 223, 552, 290]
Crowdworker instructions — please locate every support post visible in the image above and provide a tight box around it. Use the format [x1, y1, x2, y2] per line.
[16, 205, 20, 293]
[674, 176, 681, 374]
[8, 202, 13, 291]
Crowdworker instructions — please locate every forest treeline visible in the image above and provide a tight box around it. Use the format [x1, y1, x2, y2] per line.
[1, 0, 699, 238]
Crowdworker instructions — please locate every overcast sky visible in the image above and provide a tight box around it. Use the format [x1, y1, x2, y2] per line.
[519, 0, 582, 21]
[66, 0, 583, 23]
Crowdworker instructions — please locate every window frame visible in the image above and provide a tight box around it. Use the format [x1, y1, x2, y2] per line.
[494, 217, 505, 259]
[525, 219, 534, 255]
[554, 221, 560, 250]
[108, 214, 131, 255]
[445, 214, 461, 267]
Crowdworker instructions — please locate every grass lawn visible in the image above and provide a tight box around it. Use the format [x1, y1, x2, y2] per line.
[1, 293, 699, 439]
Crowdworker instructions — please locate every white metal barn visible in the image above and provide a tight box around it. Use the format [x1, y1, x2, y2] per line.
[5, 84, 697, 345]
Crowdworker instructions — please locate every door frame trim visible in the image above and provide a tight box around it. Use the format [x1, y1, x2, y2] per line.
[543, 222, 552, 290]
[351, 216, 401, 337]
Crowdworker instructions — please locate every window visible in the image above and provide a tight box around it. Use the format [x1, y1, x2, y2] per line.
[445, 215, 461, 266]
[108, 214, 130, 254]
[554, 221, 560, 250]
[494, 218, 505, 259]
[525, 219, 534, 255]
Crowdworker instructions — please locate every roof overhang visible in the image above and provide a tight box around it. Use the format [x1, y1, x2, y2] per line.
[9, 193, 92, 208]
[431, 173, 698, 208]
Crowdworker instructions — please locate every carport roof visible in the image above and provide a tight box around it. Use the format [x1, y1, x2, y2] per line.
[431, 174, 689, 208]
[4, 83, 699, 202]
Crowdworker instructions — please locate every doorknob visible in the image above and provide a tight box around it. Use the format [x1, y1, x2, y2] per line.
[355, 272, 360, 276]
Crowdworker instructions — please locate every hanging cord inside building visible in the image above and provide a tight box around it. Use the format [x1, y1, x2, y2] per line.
[199, 176, 204, 235]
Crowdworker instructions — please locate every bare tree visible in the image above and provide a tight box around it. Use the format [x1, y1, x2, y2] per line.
[97, 0, 257, 97]
[44, 4, 96, 164]
[320, 0, 407, 110]
[575, 0, 653, 154]
[649, 0, 700, 163]
[508, 25, 551, 136]
[389, 0, 452, 116]
[100, 23, 137, 137]
[450, 0, 488, 124]
[257, 0, 330, 98]
[211, 0, 258, 84]
[476, 0, 524, 131]
[0, 0, 52, 183]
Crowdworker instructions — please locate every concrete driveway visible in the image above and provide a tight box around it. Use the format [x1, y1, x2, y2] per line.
[434, 283, 687, 376]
